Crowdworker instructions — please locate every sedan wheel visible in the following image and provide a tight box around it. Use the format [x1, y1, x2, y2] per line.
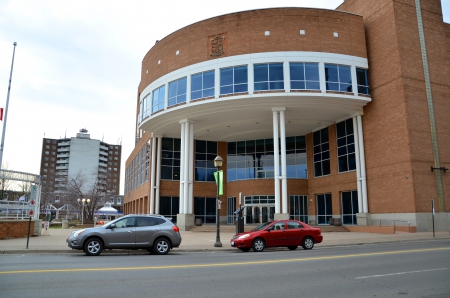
[252, 238, 265, 252]
[302, 237, 314, 250]
[84, 238, 103, 256]
[153, 238, 171, 255]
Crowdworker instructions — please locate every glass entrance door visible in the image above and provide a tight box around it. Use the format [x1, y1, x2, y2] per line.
[245, 206, 275, 224]
[316, 194, 332, 225]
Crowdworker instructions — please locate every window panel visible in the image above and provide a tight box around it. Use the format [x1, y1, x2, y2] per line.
[254, 63, 284, 91]
[336, 118, 356, 173]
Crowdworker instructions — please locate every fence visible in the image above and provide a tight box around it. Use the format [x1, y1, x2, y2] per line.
[0, 200, 34, 219]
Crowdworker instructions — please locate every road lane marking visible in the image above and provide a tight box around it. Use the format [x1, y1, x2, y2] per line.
[1, 247, 449, 275]
[356, 268, 448, 279]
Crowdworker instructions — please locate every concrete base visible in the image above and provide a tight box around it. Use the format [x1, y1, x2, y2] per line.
[177, 214, 195, 231]
[356, 213, 371, 226]
[41, 229, 50, 236]
[416, 212, 450, 232]
[274, 213, 289, 220]
[33, 219, 42, 236]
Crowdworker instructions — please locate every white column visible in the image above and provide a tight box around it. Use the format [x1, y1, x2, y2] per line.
[272, 109, 280, 214]
[352, 117, 363, 213]
[179, 122, 185, 214]
[351, 66, 358, 96]
[183, 121, 189, 214]
[319, 62, 326, 93]
[155, 136, 162, 214]
[150, 137, 156, 214]
[188, 122, 194, 214]
[248, 64, 254, 95]
[357, 115, 368, 213]
[279, 109, 288, 214]
[283, 61, 290, 93]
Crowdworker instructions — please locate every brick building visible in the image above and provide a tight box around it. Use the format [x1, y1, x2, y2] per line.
[124, 0, 449, 231]
[40, 129, 122, 205]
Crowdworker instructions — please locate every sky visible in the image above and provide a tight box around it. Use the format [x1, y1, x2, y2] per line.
[0, 0, 449, 194]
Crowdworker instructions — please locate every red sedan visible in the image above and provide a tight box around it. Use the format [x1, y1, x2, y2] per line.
[230, 220, 323, 252]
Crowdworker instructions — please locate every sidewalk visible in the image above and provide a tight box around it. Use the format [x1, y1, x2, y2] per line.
[1, 228, 449, 254]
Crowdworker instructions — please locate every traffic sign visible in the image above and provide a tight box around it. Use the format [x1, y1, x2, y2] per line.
[29, 199, 35, 206]
[30, 185, 37, 200]
[29, 210, 34, 216]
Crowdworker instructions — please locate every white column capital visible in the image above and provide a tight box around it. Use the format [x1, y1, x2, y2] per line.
[179, 118, 196, 124]
[272, 107, 286, 112]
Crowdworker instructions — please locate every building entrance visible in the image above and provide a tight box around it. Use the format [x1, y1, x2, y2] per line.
[245, 205, 275, 224]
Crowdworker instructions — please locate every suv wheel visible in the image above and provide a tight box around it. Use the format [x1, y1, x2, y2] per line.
[84, 238, 103, 256]
[153, 238, 171, 255]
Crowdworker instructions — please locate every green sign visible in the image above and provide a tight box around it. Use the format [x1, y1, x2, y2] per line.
[214, 170, 223, 195]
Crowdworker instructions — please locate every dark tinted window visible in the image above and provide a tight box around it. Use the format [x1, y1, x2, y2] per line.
[137, 217, 157, 227]
[287, 221, 303, 229]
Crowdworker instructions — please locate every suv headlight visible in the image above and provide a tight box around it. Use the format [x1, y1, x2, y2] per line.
[73, 229, 85, 237]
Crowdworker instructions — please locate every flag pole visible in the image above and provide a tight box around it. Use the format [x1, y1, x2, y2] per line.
[0, 42, 18, 169]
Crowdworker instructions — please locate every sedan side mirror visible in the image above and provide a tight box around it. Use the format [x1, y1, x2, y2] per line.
[109, 223, 116, 229]
[267, 226, 274, 231]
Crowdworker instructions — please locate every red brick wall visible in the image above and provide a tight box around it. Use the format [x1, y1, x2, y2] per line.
[138, 8, 366, 95]
[338, 0, 450, 213]
[0, 220, 35, 239]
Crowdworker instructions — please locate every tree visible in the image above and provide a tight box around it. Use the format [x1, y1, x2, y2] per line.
[0, 162, 16, 200]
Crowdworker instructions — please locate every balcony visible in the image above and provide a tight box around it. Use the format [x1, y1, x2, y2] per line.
[56, 165, 69, 170]
[57, 153, 69, 158]
[57, 148, 70, 152]
[100, 145, 108, 151]
[57, 160, 69, 164]
[99, 156, 108, 162]
[98, 168, 106, 173]
[99, 162, 107, 167]
[58, 141, 70, 147]
[99, 150, 108, 156]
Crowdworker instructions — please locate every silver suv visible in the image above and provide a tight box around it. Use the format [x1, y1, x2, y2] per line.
[67, 214, 182, 256]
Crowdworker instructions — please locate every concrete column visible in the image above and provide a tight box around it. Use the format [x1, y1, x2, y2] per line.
[188, 122, 194, 214]
[352, 117, 363, 213]
[179, 121, 185, 214]
[279, 110, 288, 214]
[183, 121, 189, 214]
[272, 109, 280, 214]
[357, 115, 368, 213]
[155, 136, 162, 214]
[150, 137, 156, 214]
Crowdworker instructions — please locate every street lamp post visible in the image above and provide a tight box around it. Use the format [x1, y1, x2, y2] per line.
[214, 155, 224, 247]
[77, 198, 90, 225]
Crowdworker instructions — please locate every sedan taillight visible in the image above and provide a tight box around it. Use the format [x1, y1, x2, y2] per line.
[172, 226, 180, 232]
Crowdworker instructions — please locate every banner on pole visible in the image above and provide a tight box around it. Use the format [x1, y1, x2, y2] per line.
[214, 170, 223, 195]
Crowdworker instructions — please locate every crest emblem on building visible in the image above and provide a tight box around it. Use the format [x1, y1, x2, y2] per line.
[209, 33, 226, 58]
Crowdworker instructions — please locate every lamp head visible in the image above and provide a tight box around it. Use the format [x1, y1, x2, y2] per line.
[87, 199, 91, 203]
[214, 155, 224, 168]
[77, 198, 81, 203]
[82, 198, 86, 203]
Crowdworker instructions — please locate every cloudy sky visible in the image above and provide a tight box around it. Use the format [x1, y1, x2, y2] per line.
[0, 0, 449, 194]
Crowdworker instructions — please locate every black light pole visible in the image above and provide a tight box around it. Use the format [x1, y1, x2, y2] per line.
[214, 155, 223, 247]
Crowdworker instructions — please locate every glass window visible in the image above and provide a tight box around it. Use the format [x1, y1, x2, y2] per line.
[220, 66, 248, 95]
[191, 70, 215, 100]
[227, 136, 306, 182]
[290, 62, 320, 90]
[152, 85, 166, 113]
[325, 64, 352, 92]
[254, 63, 284, 91]
[289, 195, 308, 223]
[160, 196, 179, 223]
[313, 128, 330, 177]
[168, 77, 187, 107]
[195, 140, 217, 182]
[342, 190, 358, 225]
[194, 197, 217, 224]
[137, 217, 157, 227]
[356, 68, 370, 95]
[336, 119, 356, 173]
[161, 138, 181, 181]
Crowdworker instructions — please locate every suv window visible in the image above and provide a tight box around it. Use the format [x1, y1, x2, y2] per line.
[114, 217, 135, 228]
[155, 218, 166, 225]
[287, 221, 303, 229]
[137, 217, 157, 227]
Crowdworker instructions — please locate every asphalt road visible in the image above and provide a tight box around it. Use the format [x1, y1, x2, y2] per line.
[1, 240, 450, 298]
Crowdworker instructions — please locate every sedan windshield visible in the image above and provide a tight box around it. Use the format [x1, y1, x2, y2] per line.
[252, 222, 272, 231]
